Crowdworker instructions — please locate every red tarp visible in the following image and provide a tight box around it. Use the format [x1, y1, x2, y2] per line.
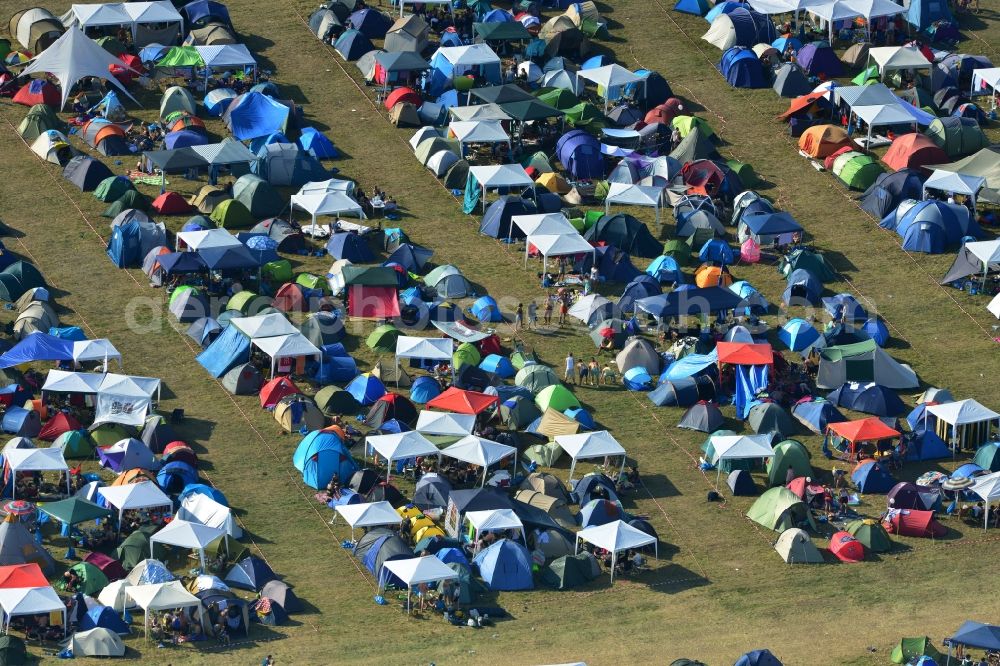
[716, 342, 773, 365]
[348, 285, 400, 319]
[827, 417, 900, 443]
[426, 386, 499, 415]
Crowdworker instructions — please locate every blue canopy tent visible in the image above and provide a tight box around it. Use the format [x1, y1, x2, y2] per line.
[741, 211, 803, 243]
[158, 252, 208, 275]
[947, 621, 1000, 656]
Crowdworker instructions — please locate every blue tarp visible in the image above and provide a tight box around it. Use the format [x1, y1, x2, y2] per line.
[0, 333, 74, 369]
[196, 325, 250, 378]
[949, 621, 1000, 651]
[48, 326, 87, 341]
[661, 350, 718, 381]
[735, 363, 767, 419]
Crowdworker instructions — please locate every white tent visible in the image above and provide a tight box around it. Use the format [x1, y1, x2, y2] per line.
[298, 178, 355, 196]
[512, 213, 577, 237]
[448, 120, 510, 156]
[0, 586, 66, 635]
[230, 313, 298, 339]
[972, 68, 1000, 109]
[379, 556, 458, 612]
[577, 64, 644, 112]
[196, 44, 255, 69]
[126, 581, 200, 637]
[149, 519, 225, 569]
[176, 228, 241, 251]
[924, 170, 987, 213]
[415, 410, 475, 436]
[409, 127, 440, 150]
[441, 436, 517, 486]
[465, 508, 524, 553]
[432, 44, 500, 69]
[807, 0, 902, 40]
[176, 493, 242, 538]
[925, 399, 1000, 451]
[449, 104, 511, 122]
[575, 520, 657, 583]
[334, 501, 402, 539]
[868, 46, 932, 79]
[399, 0, 452, 17]
[72, 340, 122, 369]
[61, 4, 131, 30]
[964, 239, 1000, 267]
[970, 471, 1000, 530]
[525, 233, 594, 271]
[395, 337, 453, 382]
[604, 182, 666, 226]
[94, 374, 161, 427]
[365, 431, 439, 481]
[555, 430, 626, 481]
[989, 292, 1000, 319]
[41, 370, 104, 395]
[4, 448, 70, 498]
[566, 294, 614, 328]
[98, 482, 173, 528]
[709, 433, 775, 486]
[852, 104, 917, 143]
[63, 3, 184, 44]
[98, 579, 136, 611]
[251, 333, 322, 377]
[20, 28, 140, 110]
[468, 164, 535, 212]
[748, 0, 828, 14]
[289, 191, 365, 228]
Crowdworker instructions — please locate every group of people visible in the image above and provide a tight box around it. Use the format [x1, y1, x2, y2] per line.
[563, 353, 618, 387]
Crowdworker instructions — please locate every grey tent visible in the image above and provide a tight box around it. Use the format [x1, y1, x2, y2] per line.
[413, 476, 452, 510]
[384, 15, 429, 53]
[443, 159, 470, 190]
[63, 155, 112, 191]
[169, 288, 209, 322]
[251, 218, 305, 252]
[541, 553, 599, 589]
[727, 469, 757, 496]
[514, 364, 558, 393]
[187, 316, 222, 347]
[309, 8, 343, 41]
[774, 527, 824, 563]
[615, 337, 660, 375]
[677, 402, 725, 432]
[669, 127, 717, 163]
[260, 580, 302, 613]
[772, 63, 812, 98]
[676, 210, 726, 238]
[0, 522, 55, 575]
[424, 265, 471, 298]
[233, 174, 285, 219]
[300, 312, 345, 347]
[253, 144, 329, 187]
[141, 416, 178, 454]
[941, 244, 1000, 284]
[841, 42, 869, 68]
[500, 395, 541, 429]
[314, 385, 361, 416]
[648, 376, 716, 407]
[222, 363, 263, 395]
[747, 402, 794, 438]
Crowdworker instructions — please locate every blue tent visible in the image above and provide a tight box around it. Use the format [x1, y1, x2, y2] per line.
[555, 130, 603, 179]
[80, 606, 130, 634]
[579, 499, 626, 527]
[249, 131, 290, 156]
[699, 238, 734, 264]
[204, 88, 236, 117]
[223, 92, 290, 141]
[0, 333, 74, 369]
[311, 355, 358, 385]
[903, 430, 951, 461]
[953, 463, 985, 479]
[646, 255, 684, 284]
[565, 407, 596, 429]
[906, 402, 936, 430]
[479, 196, 535, 239]
[297, 127, 339, 159]
[742, 211, 803, 237]
[471, 296, 502, 322]
[157, 461, 198, 493]
[881, 200, 981, 254]
[349, 8, 392, 38]
[165, 129, 208, 150]
[623, 367, 653, 391]
[860, 169, 925, 219]
[778, 318, 821, 352]
[482, 8, 514, 21]
[107, 220, 142, 269]
[729, 280, 768, 316]
[345, 374, 386, 405]
[326, 233, 374, 262]
[386, 244, 432, 272]
[480, 355, 515, 378]
[735, 649, 783, 666]
[771, 36, 802, 53]
[717, 8, 777, 48]
[792, 399, 845, 434]
[472, 539, 534, 591]
[292, 430, 358, 489]
[906, 0, 953, 30]
[440, 31, 462, 47]
[434, 547, 469, 567]
[224, 556, 277, 592]
[852, 460, 896, 493]
[199, 245, 259, 271]
[863, 317, 889, 346]
[575, 246, 643, 284]
[179, 483, 228, 506]
[48, 326, 86, 341]
[828, 383, 906, 416]
[823, 293, 868, 323]
[619, 275, 661, 314]
[182, 0, 231, 26]
[197, 325, 251, 378]
[1, 407, 39, 437]
[781, 269, 821, 306]
[675, 0, 710, 14]
[636, 288, 742, 318]
[409, 376, 442, 404]
[719, 47, 768, 88]
[0, 385, 31, 408]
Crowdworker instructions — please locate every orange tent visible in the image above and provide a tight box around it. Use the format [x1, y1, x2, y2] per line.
[82, 119, 126, 146]
[169, 115, 206, 133]
[827, 417, 899, 458]
[0, 563, 48, 589]
[111, 468, 157, 486]
[778, 92, 827, 120]
[881, 133, 948, 172]
[716, 342, 773, 365]
[798, 124, 853, 158]
[694, 264, 733, 288]
[425, 386, 499, 415]
[383, 86, 421, 111]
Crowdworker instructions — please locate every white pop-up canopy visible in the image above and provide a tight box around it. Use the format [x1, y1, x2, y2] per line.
[512, 213, 576, 237]
[149, 519, 225, 569]
[852, 104, 917, 143]
[0, 586, 66, 635]
[990, 292, 1000, 319]
[555, 431, 626, 481]
[604, 182, 666, 226]
[449, 120, 510, 149]
[5, 449, 70, 498]
[94, 374, 161, 427]
[335, 501, 402, 539]
[468, 164, 535, 212]
[441, 436, 517, 486]
[449, 104, 511, 122]
[230, 313, 298, 339]
[63, 2, 184, 44]
[99, 482, 172, 527]
[416, 410, 475, 436]
[433, 44, 500, 68]
[924, 169, 987, 213]
[525, 233, 594, 271]
[395, 337, 453, 382]
[176, 228, 241, 251]
[379, 556, 458, 612]
[21, 29, 140, 109]
[972, 68, 1000, 109]
[289, 191, 364, 228]
[868, 46, 932, 78]
[575, 520, 657, 583]
[709, 433, 775, 486]
[807, 0, 902, 40]
[365, 431, 439, 481]
[399, 0, 452, 16]
[41, 370, 104, 394]
[465, 508, 524, 553]
[964, 239, 1000, 267]
[126, 581, 201, 637]
[177, 493, 241, 538]
[72, 340, 122, 368]
[577, 64, 644, 112]
[970, 471, 1000, 530]
[252, 333, 321, 377]
[196, 44, 255, 69]
[925, 399, 1000, 451]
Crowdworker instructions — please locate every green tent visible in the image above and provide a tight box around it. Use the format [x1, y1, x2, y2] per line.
[500, 395, 541, 429]
[766, 439, 812, 486]
[18, 104, 66, 142]
[228, 290, 263, 314]
[541, 554, 596, 590]
[662, 239, 692, 266]
[116, 526, 168, 570]
[973, 442, 1000, 472]
[0, 40, 10, 60]
[534, 87, 580, 111]
[39, 497, 111, 526]
[520, 150, 553, 173]
[671, 115, 715, 139]
[514, 364, 559, 393]
[851, 65, 878, 85]
[747, 487, 817, 532]
[205, 534, 249, 568]
[522, 441, 563, 467]
[564, 102, 605, 128]
[779, 248, 837, 282]
[924, 117, 990, 158]
[210, 199, 254, 228]
[338, 265, 399, 287]
[474, 21, 532, 41]
[157, 45, 205, 68]
[54, 430, 94, 459]
[94, 176, 135, 202]
[832, 151, 883, 191]
[509, 349, 538, 371]
[890, 636, 943, 664]
[89, 422, 131, 448]
[726, 160, 759, 188]
[366, 324, 400, 353]
[585, 211, 605, 231]
[169, 285, 200, 307]
[262, 259, 293, 283]
[845, 518, 892, 553]
[452, 342, 481, 370]
[315, 386, 361, 416]
[233, 175, 285, 219]
[61, 562, 109, 596]
[0, 262, 46, 303]
[103, 190, 152, 218]
[96, 36, 127, 56]
[534, 384, 580, 412]
[501, 99, 563, 122]
[296, 273, 327, 293]
[0, 636, 28, 666]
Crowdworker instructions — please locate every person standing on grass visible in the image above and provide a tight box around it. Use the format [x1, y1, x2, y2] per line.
[578, 359, 588, 385]
[514, 303, 523, 330]
[526, 300, 537, 329]
[543, 295, 553, 324]
[565, 353, 575, 384]
[558, 293, 569, 324]
[588, 358, 600, 386]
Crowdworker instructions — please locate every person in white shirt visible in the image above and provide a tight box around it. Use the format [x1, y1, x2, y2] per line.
[565, 353, 575, 384]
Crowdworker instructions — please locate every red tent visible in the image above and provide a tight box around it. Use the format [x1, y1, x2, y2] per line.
[273, 283, 307, 313]
[882, 509, 947, 538]
[828, 530, 864, 562]
[681, 159, 725, 195]
[259, 377, 300, 408]
[13, 80, 60, 107]
[38, 412, 82, 442]
[823, 144, 855, 171]
[716, 342, 773, 365]
[476, 334, 502, 357]
[786, 476, 824, 502]
[162, 441, 198, 467]
[827, 418, 900, 458]
[0, 563, 48, 589]
[426, 386, 499, 415]
[152, 191, 192, 215]
[347, 285, 400, 319]
[83, 552, 127, 582]
[881, 133, 948, 172]
[383, 86, 421, 111]
[110, 54, 144, 84]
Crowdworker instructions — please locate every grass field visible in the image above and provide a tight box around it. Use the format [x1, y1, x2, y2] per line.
[1, 0, 1000, 663]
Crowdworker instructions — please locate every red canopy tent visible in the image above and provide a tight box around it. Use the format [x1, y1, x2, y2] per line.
[716, 342, 774, 366]
[425, 386, 499, 415]
[827, 418, 900, 459]
[0, 563, 48, 589]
